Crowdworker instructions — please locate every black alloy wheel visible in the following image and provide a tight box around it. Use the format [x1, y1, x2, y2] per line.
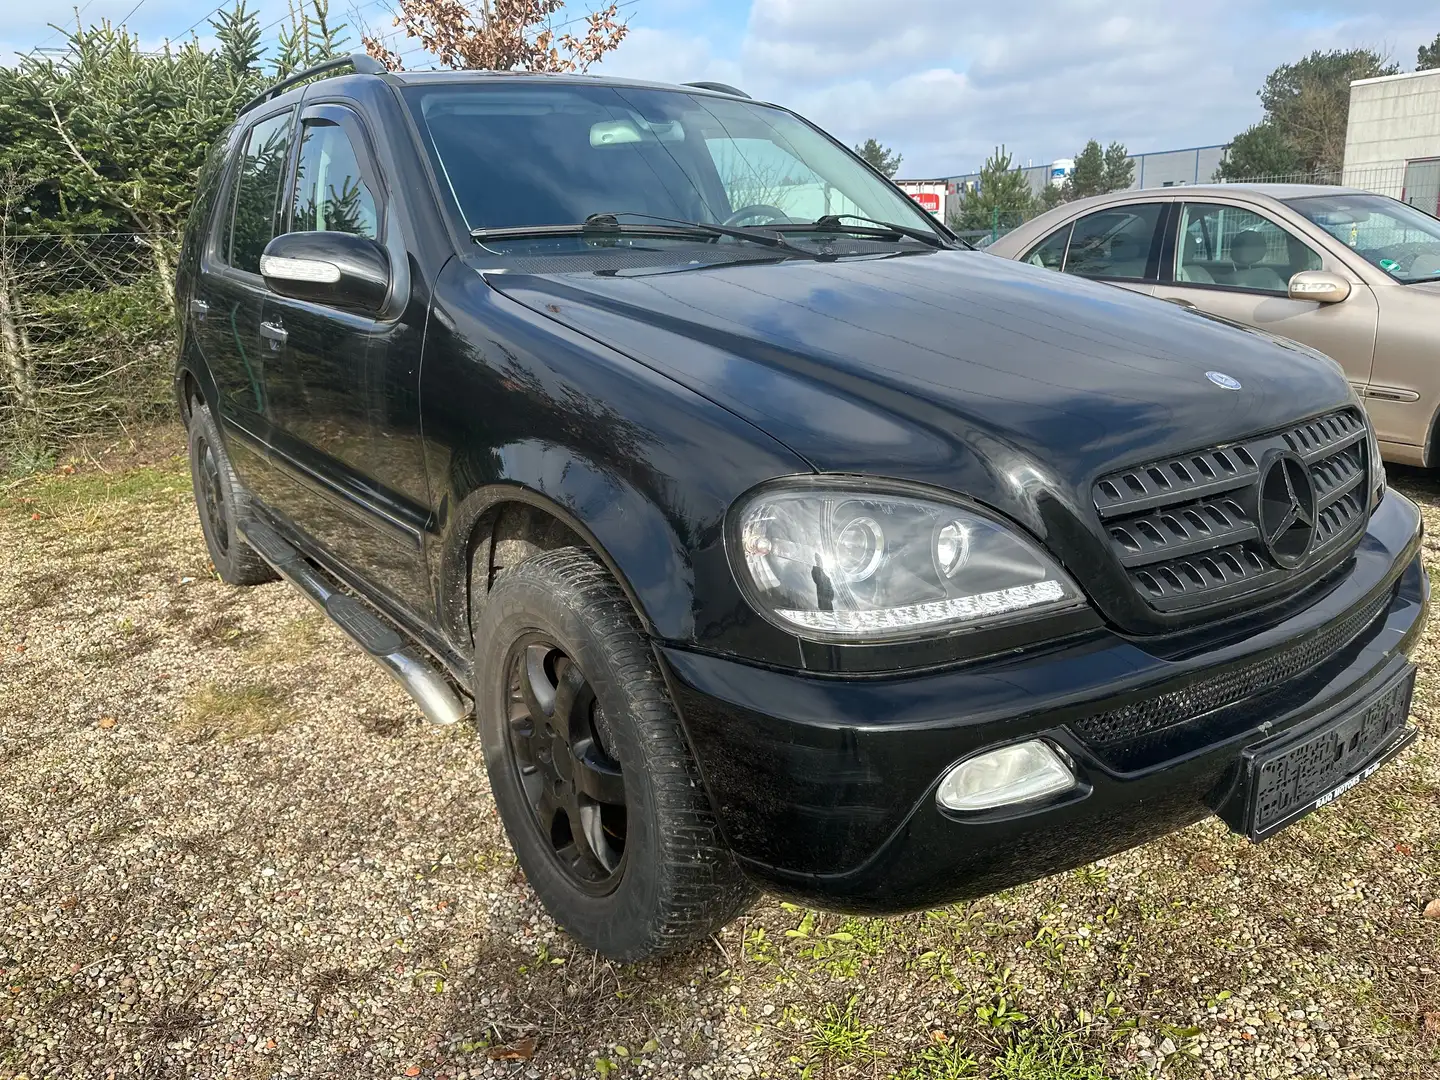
[473, 547, 755, 960]
[504, 635, 628, 893]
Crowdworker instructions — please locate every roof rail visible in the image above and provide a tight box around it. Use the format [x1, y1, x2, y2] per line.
[238, 53, 388, 117]
[683, 81, 750, 99]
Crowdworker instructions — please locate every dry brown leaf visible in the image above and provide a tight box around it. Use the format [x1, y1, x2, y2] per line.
[1423, 899, 1440, 919]
[487, 1036, 537, 1061]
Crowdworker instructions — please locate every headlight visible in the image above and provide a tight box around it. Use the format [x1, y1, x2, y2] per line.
[729, 482, 1084, 642]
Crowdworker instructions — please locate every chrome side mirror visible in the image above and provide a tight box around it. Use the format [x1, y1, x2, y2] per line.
[1288, 270, 1351, 305]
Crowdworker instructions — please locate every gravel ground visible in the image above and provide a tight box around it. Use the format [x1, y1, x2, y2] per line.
[1, 430, 1438, 1080]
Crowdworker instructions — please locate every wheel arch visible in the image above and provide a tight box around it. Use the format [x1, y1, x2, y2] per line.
[174, 341, 219, 428]
[440, 467, 692, 651]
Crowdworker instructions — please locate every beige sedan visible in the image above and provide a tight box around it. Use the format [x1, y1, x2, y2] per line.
[988, 185, 1440, 465]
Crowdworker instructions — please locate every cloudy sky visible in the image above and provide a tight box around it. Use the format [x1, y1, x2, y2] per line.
[3, 0, 1438, 176]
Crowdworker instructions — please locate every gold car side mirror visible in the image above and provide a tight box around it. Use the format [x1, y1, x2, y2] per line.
[1288, 270, 1352, 305]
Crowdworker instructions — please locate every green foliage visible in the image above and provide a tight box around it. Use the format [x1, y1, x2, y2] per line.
[1062, 140, 1106, 200]
[1214, 121, 1304, 180]
[951, 145, 1036, 233]
[855, 137, 903, 178]
[0, 12, 266, 240]
[991, 1028, 1111, 1080]
[273, 0, 350, 79]
[1419, 33, 1440, 71]
[1100, 142, 1133, 193]
[896, 1036, 978, 1079]
[1219, 48, 1400, 179]
[805, 995, 878, 1065]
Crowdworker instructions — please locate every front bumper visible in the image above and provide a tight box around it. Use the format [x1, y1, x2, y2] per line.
[660, 493, 1428, 913]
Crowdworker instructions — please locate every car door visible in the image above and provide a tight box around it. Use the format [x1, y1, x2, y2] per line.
[1151, 200, 1380, 396]
[191, 107, 296, 498]
[1020, 201, 1169, 297]
[258, 102, 433, 618]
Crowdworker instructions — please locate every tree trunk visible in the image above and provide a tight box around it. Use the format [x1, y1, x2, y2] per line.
[147, 236, 178, 320]
[0, 257, 36, 416]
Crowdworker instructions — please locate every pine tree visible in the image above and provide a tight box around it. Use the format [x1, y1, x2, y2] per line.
[951, 146, 1035, 233]
[1101, 141, 1134, 193]
[1419, 33, 1440, 71]
[854, 138, 903, 178]
[1062, 140, 1106, 200]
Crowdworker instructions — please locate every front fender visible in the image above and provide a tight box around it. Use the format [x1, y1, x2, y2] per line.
[434, 446, 696, 646]
[420, 258, 813, 666]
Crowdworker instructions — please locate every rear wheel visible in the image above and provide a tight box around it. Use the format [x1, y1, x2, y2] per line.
[187, 402, 277, 587]
[473, 547, 755, 960]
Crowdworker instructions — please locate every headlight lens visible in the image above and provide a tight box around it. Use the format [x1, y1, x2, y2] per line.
[731, 485, 1083, 642]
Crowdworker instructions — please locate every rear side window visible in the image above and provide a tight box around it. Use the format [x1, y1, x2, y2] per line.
[224, 110, 294, 274]
[291, 120, 379, 239]
[1063, 204, 1164, 281]
[1025, 224, 1072, 270]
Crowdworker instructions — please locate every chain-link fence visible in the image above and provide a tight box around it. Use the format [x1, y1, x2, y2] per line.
[0, 232, 177, 471]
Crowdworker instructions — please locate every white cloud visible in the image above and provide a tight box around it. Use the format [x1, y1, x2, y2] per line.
[606, 0, 1440, 176]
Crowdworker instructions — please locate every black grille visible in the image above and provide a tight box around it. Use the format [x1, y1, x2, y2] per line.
[1093, 409, 1369, 611]
[1071, 584, 1393, 747]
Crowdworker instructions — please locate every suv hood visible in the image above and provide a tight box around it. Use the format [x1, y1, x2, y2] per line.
[487, 250, 1354, 508]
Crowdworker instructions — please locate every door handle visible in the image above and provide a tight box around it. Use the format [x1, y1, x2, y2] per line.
[188, 298, 209, 319]
[259, 320, 288, 349]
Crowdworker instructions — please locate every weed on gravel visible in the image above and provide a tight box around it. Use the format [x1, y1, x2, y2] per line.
[0, 436, 1437, 1079]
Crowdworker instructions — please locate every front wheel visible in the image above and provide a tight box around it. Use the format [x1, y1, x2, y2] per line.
[473, 547, 755, 961]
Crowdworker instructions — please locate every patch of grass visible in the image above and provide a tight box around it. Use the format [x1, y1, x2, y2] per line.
[895, 1035, 978, 1079]
[246, 613, 329, 665]
[991, 1028, 1113, 1080]
[1, 457, 188, 519]
[803, 995, 878, 1069]
[177, 682, 297, 740]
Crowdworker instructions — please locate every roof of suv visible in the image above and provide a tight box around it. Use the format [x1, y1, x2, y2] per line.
[1053, 184, 1367, 213]
[239, 56, 762, 120]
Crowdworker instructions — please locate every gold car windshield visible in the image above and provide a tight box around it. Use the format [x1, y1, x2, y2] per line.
[1285, 193, 1440, 284]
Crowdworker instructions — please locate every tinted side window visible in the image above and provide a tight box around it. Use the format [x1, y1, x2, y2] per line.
[225, 111, 294, 273]
[291, 121, 379, 239]
[1177, 203, 1321, 293]
[1024, 224, 1072, 270]
[1064, 204, 1164, 281]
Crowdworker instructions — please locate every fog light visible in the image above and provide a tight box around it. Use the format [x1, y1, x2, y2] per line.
[937, 740, 1076, 811]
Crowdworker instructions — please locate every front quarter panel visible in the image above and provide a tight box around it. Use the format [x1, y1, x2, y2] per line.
[1368, 282, 1440, 461]
[420, 257, 813, 664]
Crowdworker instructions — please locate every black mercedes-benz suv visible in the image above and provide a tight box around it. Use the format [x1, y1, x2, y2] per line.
[175, 56, 1427, 961]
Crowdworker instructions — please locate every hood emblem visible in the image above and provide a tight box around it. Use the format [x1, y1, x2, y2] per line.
[1206, 371, 1242, 390]
[1257, 450, 1316, 569]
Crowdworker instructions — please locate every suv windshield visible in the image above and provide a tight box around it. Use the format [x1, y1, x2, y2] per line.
[1284, 192, 1440, 283]
[402, 82, 944, 247]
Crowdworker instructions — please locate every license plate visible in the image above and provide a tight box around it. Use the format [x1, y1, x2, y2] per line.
[1241, 665, 1416, 841]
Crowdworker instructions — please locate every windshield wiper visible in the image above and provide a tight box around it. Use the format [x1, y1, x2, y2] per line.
[771, 213, 952, 249]
[470, 213, 821, 259]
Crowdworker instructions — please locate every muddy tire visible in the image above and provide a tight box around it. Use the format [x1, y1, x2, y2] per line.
[473, 547, 755, 961]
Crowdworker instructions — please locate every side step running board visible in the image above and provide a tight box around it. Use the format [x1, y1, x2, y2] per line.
[237, 517, 471, 727]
